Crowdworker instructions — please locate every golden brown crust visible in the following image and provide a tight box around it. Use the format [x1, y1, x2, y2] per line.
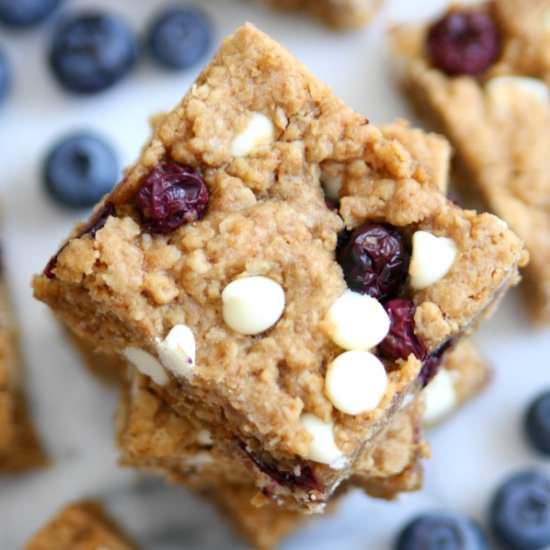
[24, 501, 136, 550]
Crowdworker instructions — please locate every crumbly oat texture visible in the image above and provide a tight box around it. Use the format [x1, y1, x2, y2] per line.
[0, 277, 46, 473]
[116, 335, 487, 549]
[392, 0, 549, 322]
[33, 24, 526, 511]
[116, 371, 427, 498]
[24, 501, 136, 550]
[265, 0, 383, 30]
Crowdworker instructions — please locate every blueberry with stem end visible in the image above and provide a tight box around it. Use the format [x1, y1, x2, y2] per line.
[49, 12, 137, 94]
[43, 132, 119, 209]
[490, 470, 550, 550]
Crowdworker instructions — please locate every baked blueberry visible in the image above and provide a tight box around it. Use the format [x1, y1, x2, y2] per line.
[146, 5, 212, 70]
[490, 470, 550, 550]
[525, 391, 550, 456]
[396, 512, 488, 550]
[49, 12, 137, 94]
[379, 299, 425, 362]
[427, 9, 501, 76]
[0, 0, 61, 28]
[43, 133, 119, 208]
[337, 223, 410, 302]
[136, 162, 209, 234]
[0, 48, 9, 104]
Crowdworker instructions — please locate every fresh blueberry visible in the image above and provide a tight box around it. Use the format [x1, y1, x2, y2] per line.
[0, 48, 9, 104]
[146, 5, 212, 70]
[396, 512, 489, 550]
[43, 132, 119, 209]
[0, 0, 61, 28]
[490, 470, 550, 550]
[49, 12, 137, 94]
[525, 391, 550, 456]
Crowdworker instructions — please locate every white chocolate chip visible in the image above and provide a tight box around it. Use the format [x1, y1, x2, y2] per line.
[321, 174, 342, 200]
[231, 112, 274, 157]
[123, 347, 168, 386]
[156, 325, 196, 379]
[222, 276, 285, 335]
[409, 230, 457, 290]
[323, 291, 390, 351]
[184, 451, 213, 467]
[486, 76, 549, 113]
[300, 414, 346, 469]
[325, 351, 388, 415]
[196, 429, 213, 446]
[424, 368, 457, 425]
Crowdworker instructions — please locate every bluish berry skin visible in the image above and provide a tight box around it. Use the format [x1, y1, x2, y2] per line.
[146, 6, 212, 70]
[0, 48, 9, 105]
[0, 0, 61, 28]
[43, 133, 118, 209]
[525, 391, 550, 456]
[49, 12, 137, 94]
[396, 512, 489, 550]
[490, 470, 550, 550]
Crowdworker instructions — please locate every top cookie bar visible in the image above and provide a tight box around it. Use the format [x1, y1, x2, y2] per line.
[265, 0, 382, 30]
[392, 0, 550, 322]
[33, 24, 526, 511]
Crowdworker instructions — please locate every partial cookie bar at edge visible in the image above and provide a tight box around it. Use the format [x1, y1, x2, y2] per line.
[33, 23, 526, 512]
[391, 1, 549, 321]
[264, 0, 383, 30]
[0, 273, 46, 473]
[24, 500, 137, 550]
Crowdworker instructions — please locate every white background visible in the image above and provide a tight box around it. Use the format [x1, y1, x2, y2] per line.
[0, 0, 549, 548]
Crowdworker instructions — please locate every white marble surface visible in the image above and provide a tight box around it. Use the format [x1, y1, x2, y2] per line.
[0, 0, 549, 548]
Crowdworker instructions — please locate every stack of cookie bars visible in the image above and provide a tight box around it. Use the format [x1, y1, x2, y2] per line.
[32, 22, 528, 549]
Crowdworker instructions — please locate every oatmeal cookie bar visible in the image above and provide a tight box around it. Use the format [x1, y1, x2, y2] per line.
[24, 500, 136, 550]
[116, 372, 427, 501]
[392, 0, 550, 322]
[265, 0, 383, 30]
[0, 270, 46, 473]
[34, 24, 526, 511]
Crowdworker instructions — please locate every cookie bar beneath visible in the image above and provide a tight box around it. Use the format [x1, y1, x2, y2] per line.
[24, 501, 136, 550]
[0, 277, 46, 473]
[116, 371, 428, 503]
[34, 23, 526, 511]
[423, 339, 491, 426]
[265, 0, 383, 30]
